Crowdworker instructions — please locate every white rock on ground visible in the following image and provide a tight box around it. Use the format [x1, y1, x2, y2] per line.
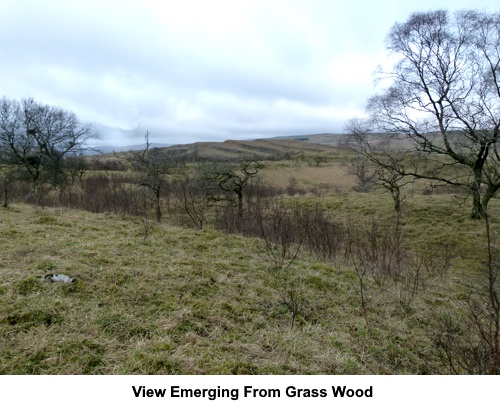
[40, 273, 76, 283]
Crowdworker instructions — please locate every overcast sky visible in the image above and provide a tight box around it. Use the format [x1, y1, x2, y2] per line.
[0, 0, 497, 146]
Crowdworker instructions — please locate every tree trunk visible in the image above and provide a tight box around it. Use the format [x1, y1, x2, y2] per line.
[471, 190, 486, 219]
[28, 180, 37, 205]
[392, 189, 401, 213]
[470, 182, 500, 219]
[155, 189, 162, 223]
[470, 168, 487, 219]
[237, 191, 243, 220]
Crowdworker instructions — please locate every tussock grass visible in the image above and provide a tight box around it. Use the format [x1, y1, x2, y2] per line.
[0, 203, 475, 374]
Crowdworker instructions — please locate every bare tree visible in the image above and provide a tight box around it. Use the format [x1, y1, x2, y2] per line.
[346, 10, 500, 218]
[0, 97, 96, 199]
[65, 154, 88, 186]
[202, 158, 265, 220]
[375, 165, 413, 213]
[309, 154, 327, 167]
[126, 131, 175, 223]
[345, 155, 376, 192]
[179, 172, 211, 229]
[249, 197, 305, 271]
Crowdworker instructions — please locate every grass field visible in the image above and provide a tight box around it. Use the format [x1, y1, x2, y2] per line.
[1, 138, 498, 374]
[0, 195, 493, 374]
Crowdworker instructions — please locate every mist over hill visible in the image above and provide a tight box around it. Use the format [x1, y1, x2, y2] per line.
[85, 143, 172, 155]
[84, 124, 172, 154]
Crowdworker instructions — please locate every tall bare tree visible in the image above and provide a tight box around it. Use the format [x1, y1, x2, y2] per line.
[346, 10, 500, 218]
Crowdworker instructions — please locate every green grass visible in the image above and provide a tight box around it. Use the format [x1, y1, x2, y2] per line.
[0, 201, 481, 374]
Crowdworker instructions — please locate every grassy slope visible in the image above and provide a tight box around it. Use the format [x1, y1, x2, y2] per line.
[259, 151, 353, 192]
[109, 138, 335, 162]
[0, 203, 467, 374]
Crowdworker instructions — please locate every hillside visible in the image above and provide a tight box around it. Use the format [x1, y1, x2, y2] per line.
[0, 204, 467, 374]
[107, 137, 337, 161]
[170, 138, 339, 160]
[267, 133, 346, 147]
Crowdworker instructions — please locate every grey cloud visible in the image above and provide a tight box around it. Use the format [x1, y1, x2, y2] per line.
[0, 0, 496, 146]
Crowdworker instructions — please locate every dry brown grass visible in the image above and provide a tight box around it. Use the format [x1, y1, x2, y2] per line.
[260, 159, 352, 192]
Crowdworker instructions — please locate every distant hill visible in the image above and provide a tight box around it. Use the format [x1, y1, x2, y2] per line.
[162, 137, 337, 160]
[266, 133, 346, 147]
[96, 133, 347, 160]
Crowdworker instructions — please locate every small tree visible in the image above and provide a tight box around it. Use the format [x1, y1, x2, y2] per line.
[346, 155, 376, 192]
[126, 131, 175, 223]
[309, 154, 326, 167]
[179, 172, 211, 229]
[65, 154, 88, 186]
[249, 197, 306, 271]
[375, 166, 413, 213]
[202, 158, 264, 221]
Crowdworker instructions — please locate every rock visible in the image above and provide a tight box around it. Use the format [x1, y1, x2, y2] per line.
[40, 273, 76, 283]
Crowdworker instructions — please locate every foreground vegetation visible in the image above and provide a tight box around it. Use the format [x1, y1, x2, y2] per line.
[0, 180, 497, 374]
